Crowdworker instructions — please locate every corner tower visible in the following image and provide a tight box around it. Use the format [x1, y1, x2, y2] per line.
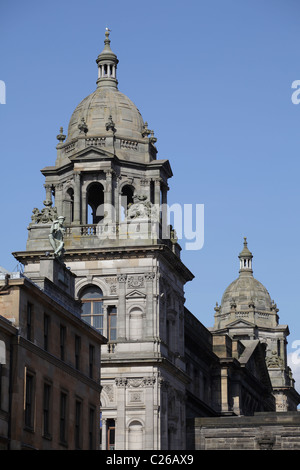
[14, 31, 194, 450]
[212, 238, 300, 412]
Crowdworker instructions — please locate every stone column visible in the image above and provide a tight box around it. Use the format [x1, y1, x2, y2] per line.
[144, 377, 155, 450]
[154, 178, 161, 207]
[54, 183, 63, 217]
[102, 417, 107, 450]
[117, 274, 127, 340]
[104, 170, 113, 221]
[115, 378, 127, 450]
[44, 184, 52, 203]
[73, 172, 81, 224]
[220, 367, 229, 413]
[145, 272, 155, 339]
[114, 175, 120, 224]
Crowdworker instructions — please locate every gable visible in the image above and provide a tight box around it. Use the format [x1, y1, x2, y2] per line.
[125, 290, 146, 299]
[225, 319, 256, 328]
[70, 146, 115, 162]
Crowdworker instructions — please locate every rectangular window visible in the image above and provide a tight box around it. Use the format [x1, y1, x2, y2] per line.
[89, 344, 95, 379]
[25, 371, 34, 429]
[27, 303, 33, 341]
[44, 314, 50, 351]
[75, 400, 82, 449]
[59, 391, 68, 444]
[107, 418, 115, 450]
[60, 325, 66, 361]
[89, 407, 95, 450]
[75, 335, 81, 370]
[108, 306, 117, 342]
[43, 382, 51, 437]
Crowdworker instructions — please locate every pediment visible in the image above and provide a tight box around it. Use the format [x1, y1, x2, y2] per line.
[125, 290, 146, 299]
[70, 146, 115, 162]
[226, 319, 256, 329]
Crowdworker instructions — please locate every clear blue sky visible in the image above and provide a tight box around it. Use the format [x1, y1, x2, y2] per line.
[1, 0, 300, 385]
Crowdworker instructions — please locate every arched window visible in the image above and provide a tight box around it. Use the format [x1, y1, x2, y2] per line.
[64, 187, 74, 224]
[120, 185, 134, 221]
[87, 182, 104, 224]
[80, 286, 103, 334]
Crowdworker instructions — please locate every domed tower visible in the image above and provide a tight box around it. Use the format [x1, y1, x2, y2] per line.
[212, 237, 300, 412]
[14, 30, 194, 450]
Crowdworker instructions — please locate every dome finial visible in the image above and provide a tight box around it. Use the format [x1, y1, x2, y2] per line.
[238, 236, 253, 275]
[96, 29, 119, 88]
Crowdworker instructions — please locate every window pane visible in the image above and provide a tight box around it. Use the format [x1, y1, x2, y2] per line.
[110, 315, 117, 328]
[93, 301, 103, 314]
[82, 302, 91, 315]
[110, 328, 117, 341]
[93, 315, 103, 330]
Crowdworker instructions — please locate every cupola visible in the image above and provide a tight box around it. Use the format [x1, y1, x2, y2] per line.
[96, 28, 119, 88]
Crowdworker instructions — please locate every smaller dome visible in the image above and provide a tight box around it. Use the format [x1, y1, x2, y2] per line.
[216, 238, 274, 320]
[220, 275, 272, 314]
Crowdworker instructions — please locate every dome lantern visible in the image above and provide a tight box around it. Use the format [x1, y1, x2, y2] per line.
[238, 237, 253, 274]
[96, 28, 119, 89]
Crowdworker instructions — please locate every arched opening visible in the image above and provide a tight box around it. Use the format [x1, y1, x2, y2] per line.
[120, 185, 134, 221]
[129, 307, 143, 340]
[79, 285, 104, 333]
[128, 420, 143, 450]
[87, 182, 104, 225]
[64, 187, 74, 224]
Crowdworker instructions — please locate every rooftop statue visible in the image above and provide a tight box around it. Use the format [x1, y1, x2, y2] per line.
[49, 216, 65, 259]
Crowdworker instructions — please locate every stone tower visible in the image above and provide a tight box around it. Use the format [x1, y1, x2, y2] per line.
[14, 30, 194, 450]
[212, 237, 300, 412]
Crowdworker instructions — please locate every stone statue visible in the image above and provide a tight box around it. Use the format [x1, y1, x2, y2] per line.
[49, 216, 66, 259]
[127, 194, 157, 220]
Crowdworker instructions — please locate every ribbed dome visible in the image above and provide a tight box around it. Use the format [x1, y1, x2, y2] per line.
[66, 87, 145, 142]
[220, 275, 272, 314]
[66, 29, 145, 143]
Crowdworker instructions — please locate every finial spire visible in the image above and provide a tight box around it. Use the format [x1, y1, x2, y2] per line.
[96, 29, 119, 88]
[238, 236, 253, 275]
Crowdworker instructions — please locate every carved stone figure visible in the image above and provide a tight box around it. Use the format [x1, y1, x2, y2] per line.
[49, 216, 66, 259]
[126, 194, 157, 220]
[30, 200, 58, 224]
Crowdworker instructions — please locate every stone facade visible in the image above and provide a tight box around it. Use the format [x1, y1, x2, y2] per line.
[0, 259, 106, 450]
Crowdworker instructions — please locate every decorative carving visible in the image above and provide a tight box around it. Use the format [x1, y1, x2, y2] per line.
[266, 350, 283, 368]
[105, 277, 117, 294]
[126, 194, 158, 220]
[64, 142, 76, 153]
[129, 392, 142, 402]
[115, 378, 127, 387]
[78, 117, 88, 134]
[145, 272, 155, 281]
[56, 127, 66, 144]
[143, 377, 156, 386]
[31, 200, 58, 224]
[128, 275, 144, 288]
[106, 114, 116, 133]
[117, 274, 127, 283]
[121, 139, 138, 150]
[142, 122, 151, 137]
[102, 384, 114, 401]
[85, 137, 106, 147]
